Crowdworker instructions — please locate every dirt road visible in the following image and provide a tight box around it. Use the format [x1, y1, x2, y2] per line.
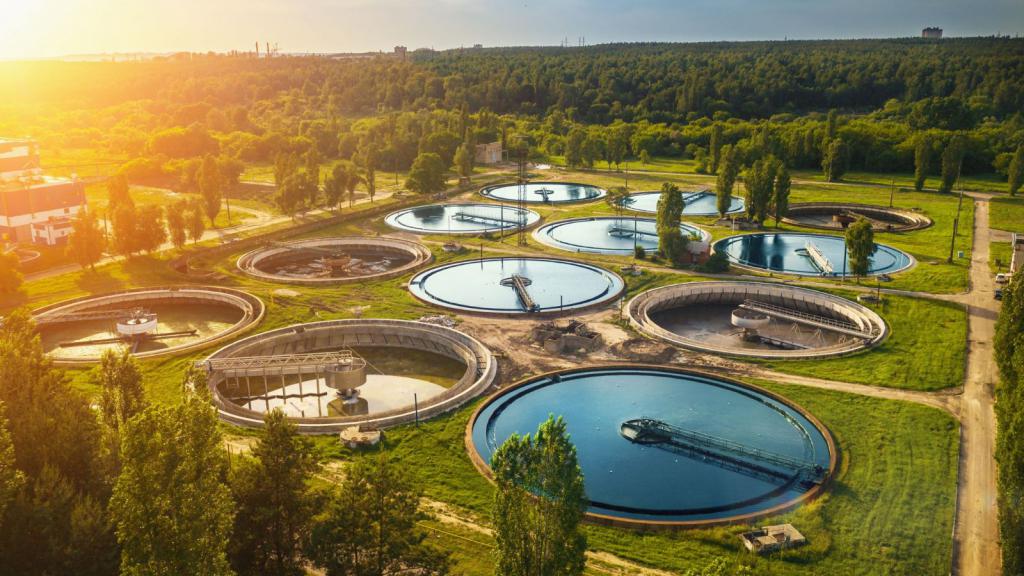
[953, 196, 1002, 576]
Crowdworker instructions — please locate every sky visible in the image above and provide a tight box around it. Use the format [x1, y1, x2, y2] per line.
[1, 0, 1022, 59]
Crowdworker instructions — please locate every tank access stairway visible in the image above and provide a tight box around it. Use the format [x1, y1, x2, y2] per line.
[737, 299, 875, 340]
[621, 417, 825, 487]
[499, 275, 539, 312]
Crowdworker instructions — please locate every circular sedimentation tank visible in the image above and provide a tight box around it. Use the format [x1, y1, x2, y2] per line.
[781, 202, 933, 232]
[384, 203, 540, 235]
[408, 257, 624, 315]
[467, 366, 835, 527]
[33, 287, 265, 366]
[479, 182, 606, 204]
[203, 319, 496, 433]
[236, 237, 432, 285]
[627, 281, 887, 358]
[714, 232, 913, 277]
[533, 216, 710, 255]
[621, 190, 744, 216]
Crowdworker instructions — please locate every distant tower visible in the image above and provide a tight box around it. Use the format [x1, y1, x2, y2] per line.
[922, 27, 943, 39]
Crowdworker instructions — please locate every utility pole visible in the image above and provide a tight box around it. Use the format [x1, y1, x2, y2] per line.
[889, 178, 895, 208]
[947, 159, 965, 263]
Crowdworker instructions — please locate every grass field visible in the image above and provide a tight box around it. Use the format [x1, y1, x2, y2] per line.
[759, 293, 967, 391]
[84, 183, 257, 228]
[335, 381, 958, 576]
[989, 196, 1024, 233]
[990, 242, 1013, 274]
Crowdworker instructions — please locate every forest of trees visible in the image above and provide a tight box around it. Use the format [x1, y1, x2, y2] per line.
[0, 37, 1021, 196]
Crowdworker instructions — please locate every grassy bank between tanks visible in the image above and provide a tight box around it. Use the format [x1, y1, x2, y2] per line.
[756, 292, 967, 392]
[333, 380, 958, 576]
[611, 269, 967, 392]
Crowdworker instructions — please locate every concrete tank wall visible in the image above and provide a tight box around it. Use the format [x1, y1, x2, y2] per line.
[202, 319, 497, 434]
[627, 281, 888, 359]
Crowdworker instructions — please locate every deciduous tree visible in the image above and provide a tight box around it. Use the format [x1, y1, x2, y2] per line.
[491, 415, 586, 576]
[914, 135, 931, 191]
[109, 393, 234, 576]
[0, 251, 22, 294]
[92, 349, 146, 433]
[165, 201, 187, 249]
[307, 453, 449, 576]
[135, 205, 166, 254]
[199, 154, 223, 225]
[939, 135, 965, 193]
[744, 156, 777, 225]
[715, 144, 739, 217]
[185, 198, 206, 244]
[405, 152, 447, 195]
[845, 218, 875, 280]
[822, 138, 848, 182]
[772, 163, 791, 227]
[1008, 144, 1023, 197]
[67, 210, 107, 270]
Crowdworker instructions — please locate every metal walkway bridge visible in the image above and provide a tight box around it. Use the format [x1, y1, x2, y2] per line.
[35, 307, 143, 326]
[499, 275, 539, 312]
[682, 189, 713, 205]
[798, 240, 834, 275]
[738, 299, 874, 339]
[621, 418, 824, 485]
[199, 351, 365, 377]
[451, 211, 523, 227]
[607, 225, 657, 239]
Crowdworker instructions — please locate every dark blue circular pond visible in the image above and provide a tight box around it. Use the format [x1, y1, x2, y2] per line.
[470, 367, 834, 525]
[385, 203, 541, 235]
[714, 232, 913, 277]
[622, 190, 744, 216]
[534, 217, 709, 255]
[480, 182, 606, 204]
[409, 257, 624, 314]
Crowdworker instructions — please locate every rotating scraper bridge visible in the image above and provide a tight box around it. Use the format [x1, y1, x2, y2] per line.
[621, 417, 826, 488]
[202, 319, 497, 433]
[628, 281, 887, 358]
[32, 287, 265, 366]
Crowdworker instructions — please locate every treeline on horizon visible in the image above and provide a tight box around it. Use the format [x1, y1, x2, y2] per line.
[0, 36, 1021, 188]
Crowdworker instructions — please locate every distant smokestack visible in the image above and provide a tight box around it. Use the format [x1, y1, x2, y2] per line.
[255, 42, 259, 57]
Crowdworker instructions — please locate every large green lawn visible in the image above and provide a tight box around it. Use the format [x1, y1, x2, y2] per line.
[338, 381, 958, 576]
[990, 196, 1024, 233]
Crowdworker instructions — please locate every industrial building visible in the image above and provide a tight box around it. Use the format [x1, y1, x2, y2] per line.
[0, 138, 86, 245]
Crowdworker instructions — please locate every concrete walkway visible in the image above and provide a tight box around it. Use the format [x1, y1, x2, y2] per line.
[953, 195, 1001, 576]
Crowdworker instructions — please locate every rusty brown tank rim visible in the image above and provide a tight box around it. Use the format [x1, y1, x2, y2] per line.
[464, 363, 838, 531]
